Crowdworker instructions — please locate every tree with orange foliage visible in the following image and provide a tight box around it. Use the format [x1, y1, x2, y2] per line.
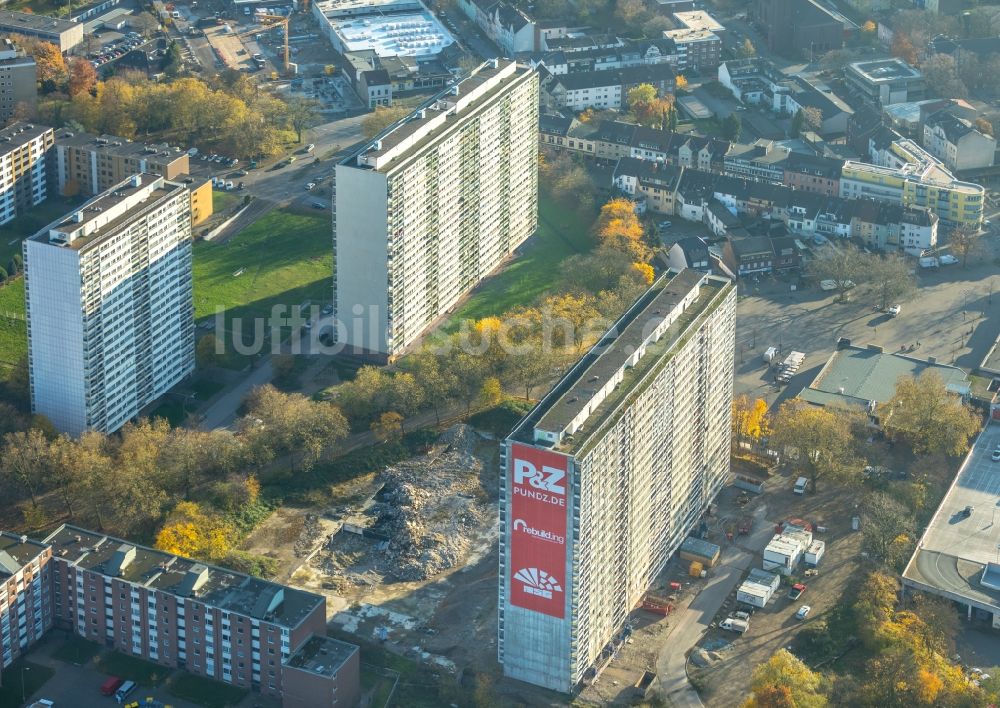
[891, 33, 918, 65]
[595, 198, 644, 246]
[630, 261, 654, 285]
[743, 649, 828, 708]
[26, 39, 67, 89]
[67, 57, 97, 98]
[155, 501, 234, 561]
[675, 74, 688, 92]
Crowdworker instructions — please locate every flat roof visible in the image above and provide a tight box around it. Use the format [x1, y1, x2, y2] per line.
[329, 10, 453, 57]
[0, 531, 49, 579]
[53, 129, 187, 163]
[0, 122, 50, 159]
[849, 59, 922, 83]
[798, 344, 970, 408]
[672, 10, 725, 32]
[28, 174, 180, 252]
[0, 10, 80, 34]
[903, 425, 1000, 613]
[44, 525, 325, 629]
[286, 636, 359, 678]
[346, 60, 531, 172]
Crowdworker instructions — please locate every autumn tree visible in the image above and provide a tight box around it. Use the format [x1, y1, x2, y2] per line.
[922, 53, 968, 99]
[27, 40, 67, 90]
[743, 649, 828, 708]
[594, 198, 646, 255]
[807, 243, 866, 299]
[400, 351, 459, 424]
[613, 0, 647, 30]
[675, 74, 688, 92]
[891, 33, 918, 65]
[948, 226, 982, 268]
[362, 105, 411, 139]
[285, 96, 320, 143]
[864, 252, 915, 310]
[770, 401, 861, 492]
[881, 371, 980, 456]
[860, 492, 916, 571]
[721, 113, 741, 140]
[539, 149, 597, 209]
[239, 384, 348, 473]
[67, 57, 97, 98]
[0, 428, 53, 506]
[975, 116, 994, 136]
[738, 38, 757, 59]
[732, 395, 768, 448]
[371, 411, 404, 443]
[155, 501, 234, 561]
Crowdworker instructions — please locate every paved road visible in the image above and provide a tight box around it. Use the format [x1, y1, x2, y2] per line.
[199, 358, 274, 430]
[655, 505, 773, 707]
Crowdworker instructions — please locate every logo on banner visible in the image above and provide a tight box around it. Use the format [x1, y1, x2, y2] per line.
[513, 567, 563, 600]
[513, 459, 566, 494]
[513, 518, 565, 545]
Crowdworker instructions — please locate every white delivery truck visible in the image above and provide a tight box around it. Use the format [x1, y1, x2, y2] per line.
[793, 477, 808, 494]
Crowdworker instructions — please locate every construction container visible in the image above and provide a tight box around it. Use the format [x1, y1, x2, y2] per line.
[689, 560, 704, 577]
[680, 536, 721, 567]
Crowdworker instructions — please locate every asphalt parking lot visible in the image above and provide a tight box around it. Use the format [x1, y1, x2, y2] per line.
[733, 235, 1000, 405]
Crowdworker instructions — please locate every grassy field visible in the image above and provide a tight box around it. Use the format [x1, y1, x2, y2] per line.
[168, 672, 248, 708]
[0, 660, 54, 708]
[0, 279, 26, 366]
[96, 651, 170, 686]
[51, 635, 103, 665]
[445, 196, 595, 326]
[212, 189, 243, 214]
[192, 207, 332, 329]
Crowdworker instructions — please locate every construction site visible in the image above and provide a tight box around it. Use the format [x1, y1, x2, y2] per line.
[242, 425, 505, 677]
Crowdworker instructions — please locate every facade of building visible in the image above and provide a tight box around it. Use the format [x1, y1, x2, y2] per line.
[459, 0, 539, 56]
[750, 0, 847, 56]
[0, 11, 83, 52]
[541, 63, 675, 111]
[662, 28, 721, 70]
[333, 60, 538, 358]
[50, 129, 191, 194]
[0, 40, 36, 124]
[845, 59, 925, 107]
[39, 524, 359, 702]
[0, 532, 53, 680]
[0, 122, 53, 227]
[922, 110, 996, 172]
[499, 269, 736, 692]
[25, 174, 195, 435]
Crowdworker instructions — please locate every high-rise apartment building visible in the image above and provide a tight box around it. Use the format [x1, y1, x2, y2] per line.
[498, 269, 736, 692]
[0, 122, 53, 226]
[0, 39, 37, 124]
[24, 173, 195, 435]
[0, 532, 53, 682]
[332, 59, 538, 358]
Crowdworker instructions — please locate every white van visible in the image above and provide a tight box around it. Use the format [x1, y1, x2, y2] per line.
[793, 477, 808, 495]
[115, 680, 136, 703]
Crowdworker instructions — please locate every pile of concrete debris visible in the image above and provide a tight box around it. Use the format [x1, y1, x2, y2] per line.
[370, 424, 490, 581]
[293, 513, 322, 558]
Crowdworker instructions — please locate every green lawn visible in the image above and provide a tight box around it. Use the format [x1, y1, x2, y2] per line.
[445, 196, 595, 326]
[192, 207, 332, 332]
[212, 189, 244, 214]
[96, 651, 170, 686]
[168, 672, 248, 708]
[0, 196, 86, 266]
[51, 635, 103, 665]
[0, 660, 55, 708]
[0, 279, 25, 366]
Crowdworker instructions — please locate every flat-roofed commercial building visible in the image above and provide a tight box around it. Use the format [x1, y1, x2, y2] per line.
[0, 122, 53, 226]
[313, 0, 454, 59]
[499, 269, 736, 692]
[0, 11, 83, 52]
[845, 58, 924, 107]
[333, 59, 538, 358]
[24, 174, 195, 435]
[0, 532, 53, 678]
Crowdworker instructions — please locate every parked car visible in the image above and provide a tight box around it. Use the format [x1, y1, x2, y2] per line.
[305, 182, 316, 190]
[992, 449, 1000, 462]
[225, 180, 234, 190]
[887, 304, 901, 317]
[787, 583, 806, 600]
[795, 605, 811, 620]
[939, 254, 959, 265]
[100, 677, 123, 696]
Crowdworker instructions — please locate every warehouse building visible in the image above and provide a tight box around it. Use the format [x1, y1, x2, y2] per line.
[0, 11, 83, 52]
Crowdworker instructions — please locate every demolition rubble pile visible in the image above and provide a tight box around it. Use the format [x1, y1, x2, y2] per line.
[320, 424, 493, 585]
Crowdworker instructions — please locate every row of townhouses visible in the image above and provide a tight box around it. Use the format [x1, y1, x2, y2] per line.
[540, 115, 984, 229]
[0, 528, 360, 707]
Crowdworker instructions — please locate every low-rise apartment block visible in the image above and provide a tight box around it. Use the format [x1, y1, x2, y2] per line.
[922, 110, 996, 172]
[333, 60, 538, 358]
[0, 10, 83, 52]
[0, 39, 36, 124]
[0, 532, 53, 681]
[25, 174, 195, 435]
[0, 122, 53, 227]
[459, 0, 539, 55]
[665, 10, 724, 70]
[541, 63, 675, 111]
[523, 38, 679, 76]
[500, 269, 736, 692]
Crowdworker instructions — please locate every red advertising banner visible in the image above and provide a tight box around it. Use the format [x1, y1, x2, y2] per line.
[509, 443, 569, 619]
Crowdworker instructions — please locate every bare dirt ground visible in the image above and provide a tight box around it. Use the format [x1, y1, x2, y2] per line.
[243, 425, 505, 677]
[688, 474, 864, 708]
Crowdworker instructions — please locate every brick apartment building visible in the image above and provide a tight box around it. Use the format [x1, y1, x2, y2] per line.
[1, 525, 360, 706]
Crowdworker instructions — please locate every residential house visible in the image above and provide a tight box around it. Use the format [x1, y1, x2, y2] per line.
[922, 110, 996, 172]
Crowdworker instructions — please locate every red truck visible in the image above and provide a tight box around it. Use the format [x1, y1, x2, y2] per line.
[100, 676, 123, 696]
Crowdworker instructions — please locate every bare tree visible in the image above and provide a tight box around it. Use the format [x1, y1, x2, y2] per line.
[865, 252, 916, 310]
[807, 243, 866, 299]
[949, 226, 983, 268]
